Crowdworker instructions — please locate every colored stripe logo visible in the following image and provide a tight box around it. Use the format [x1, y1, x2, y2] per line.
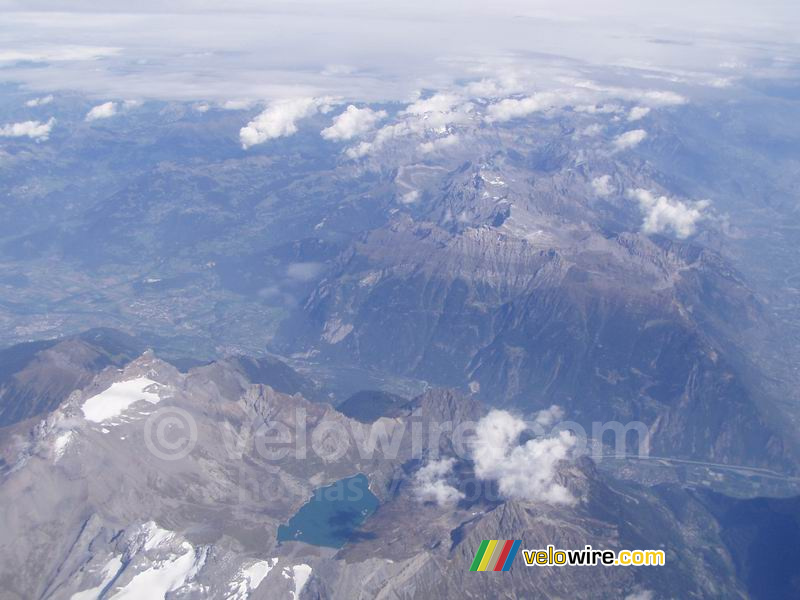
[469, 540, 521, 571]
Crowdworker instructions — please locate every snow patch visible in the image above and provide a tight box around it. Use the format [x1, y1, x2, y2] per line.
[227, 558, 276, 600]
[71, 522, 204, 600]
[142, 522, 174, 551]
[482, 174, 506, 186]
[109, 542, 206, 600]
[53, 431, 74, 461]
[81, 377, 161, 423]
[71, 555, 123, 600]
[282, 564, 312, 600]
[322, 319, 353, 344]
[359, 272, 381, 288]
[399, 190, 419, 204]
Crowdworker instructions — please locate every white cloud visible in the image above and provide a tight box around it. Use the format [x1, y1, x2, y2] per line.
[613, 129, 647, 150]
[321, 105, 387, 141]
[573, 81, 687, 108]
[25, 94, 54, 107]
[591, 175, 614, 197]
[403, 93, 461, 116]
[399, 93, 472, 132]
[85, 101, 117, 121]
[708, 77, 734, 88]
[286, 262, 324, 282]
[485, 92, 561, 122]
[638, 90, 687, 106]
[345, 121, 411, 159]
[240, 97, 323, 148]
[400, 190, 420, 204]
[628, 106, 651, 121]
[628, 188, 710, 238]
[471, 409, 576, 504]
[345, 141, 373, 159]
[222, 99, 255, 110]
[419, 134, 459, 154]
[577, 123, 604, 137]
[625, 591, 654, 600]
[484, 83, 684, 126]
[413, 458, 464, 506]
[533, 404, 565, 428]
[0, 117, 55, 141]
[464, 73, 525, 99]
[464, 80, 503, 98]
[0, 45, 120, 63]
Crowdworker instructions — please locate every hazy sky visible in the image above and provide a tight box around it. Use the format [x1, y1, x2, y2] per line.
[0, 0, 798, 102]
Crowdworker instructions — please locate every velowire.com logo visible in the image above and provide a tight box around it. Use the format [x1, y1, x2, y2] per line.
[469, 540, 521, 572]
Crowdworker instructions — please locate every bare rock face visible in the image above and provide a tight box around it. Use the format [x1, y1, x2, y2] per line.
[278, 159, 797, 473]
[0, 351, 781, 599]
[0, 353, 357, 599]
[0, 329, 144, 428]
[311, 466, 747, 600]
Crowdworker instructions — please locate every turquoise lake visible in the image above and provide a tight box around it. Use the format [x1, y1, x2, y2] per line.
[277, 473, 379, 548]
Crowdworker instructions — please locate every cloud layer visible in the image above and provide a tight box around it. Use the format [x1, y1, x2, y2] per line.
[0, 1, 795, 105]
